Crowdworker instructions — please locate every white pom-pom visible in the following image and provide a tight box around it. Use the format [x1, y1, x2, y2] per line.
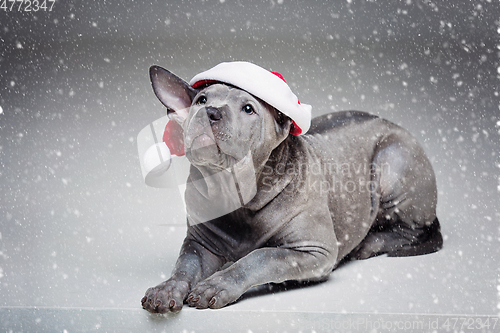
[143, 142, 172, 176]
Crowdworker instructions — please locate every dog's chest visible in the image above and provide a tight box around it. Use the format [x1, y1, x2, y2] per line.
[187, 210, 276, 261]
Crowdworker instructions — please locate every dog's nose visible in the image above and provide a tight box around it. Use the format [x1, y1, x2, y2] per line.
[205, 107, 222, 122]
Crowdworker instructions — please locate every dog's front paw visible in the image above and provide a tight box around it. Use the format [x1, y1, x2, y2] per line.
[141, 279, 189, 313]
[186, 271, 244, 309]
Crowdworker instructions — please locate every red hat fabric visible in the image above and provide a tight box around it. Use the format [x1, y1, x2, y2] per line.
[163, 120, 184, 156]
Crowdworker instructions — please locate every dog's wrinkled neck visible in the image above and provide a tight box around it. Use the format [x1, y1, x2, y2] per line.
[185, 149, 260, 225]
[189, 150, 255, 198]
[184, 135, 298, 222]
[245, 136, 298, 211]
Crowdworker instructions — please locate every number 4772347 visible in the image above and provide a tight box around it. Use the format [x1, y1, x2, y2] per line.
[1, 0, 56, 12]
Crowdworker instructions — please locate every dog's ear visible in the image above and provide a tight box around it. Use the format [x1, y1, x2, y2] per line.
[270, 107, 292, 139]
[150, 65, 197, 125]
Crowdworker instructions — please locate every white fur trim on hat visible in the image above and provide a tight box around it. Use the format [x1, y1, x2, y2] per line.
[189, 61, 312, 135]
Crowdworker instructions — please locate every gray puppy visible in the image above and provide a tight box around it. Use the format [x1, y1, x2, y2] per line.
[141, 63, 442, 313]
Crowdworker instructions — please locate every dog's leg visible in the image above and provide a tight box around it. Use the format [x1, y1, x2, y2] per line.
[187, 244, 337, 309]
[141, 239, 225, 313]
[350, 217, 442, 259]
[350, 134, 443, 260]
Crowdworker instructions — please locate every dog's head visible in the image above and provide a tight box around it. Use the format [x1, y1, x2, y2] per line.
[149, 65, 295, 171]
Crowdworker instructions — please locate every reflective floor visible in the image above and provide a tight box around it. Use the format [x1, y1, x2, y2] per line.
[1, 1, 499, 332]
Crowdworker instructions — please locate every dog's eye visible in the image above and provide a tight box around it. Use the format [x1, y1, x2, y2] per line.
[196, 96, 207, 105]
[243, 104, 255, 115]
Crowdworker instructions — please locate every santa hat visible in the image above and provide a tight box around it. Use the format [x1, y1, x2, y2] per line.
[189, 61, 312, 135]
[164, 61, 312, 157]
